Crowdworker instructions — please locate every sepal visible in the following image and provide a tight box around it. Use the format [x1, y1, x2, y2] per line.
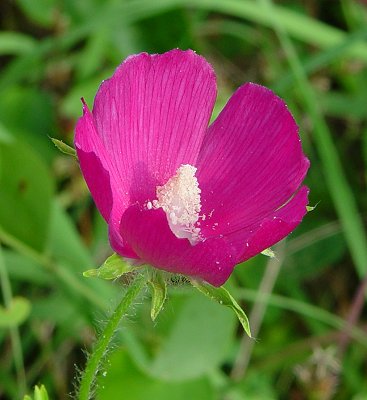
[306, 201, 319, 212]
[190, 279, 251, 337]
[23, 384, 49, 400]
[148, 271, 167, 321]
[51, 137, 77, 158]
[83, 253, 141, 280]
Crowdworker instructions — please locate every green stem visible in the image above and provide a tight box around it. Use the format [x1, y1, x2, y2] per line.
[0, 245, 27, 397]
[77, 273, 147, 400]
[0, 226, 49, 266]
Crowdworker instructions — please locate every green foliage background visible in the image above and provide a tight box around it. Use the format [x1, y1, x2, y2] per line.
[1, 0, 367, 399]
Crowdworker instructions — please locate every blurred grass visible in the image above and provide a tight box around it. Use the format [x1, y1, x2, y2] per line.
[258, 0, 367, 279]
[0, 0, 367, 399]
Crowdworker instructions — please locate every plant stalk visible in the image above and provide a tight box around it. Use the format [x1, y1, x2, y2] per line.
[77, 273, 146, 400]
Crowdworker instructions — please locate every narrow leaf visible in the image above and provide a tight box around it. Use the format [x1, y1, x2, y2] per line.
[0, 32, 36, 56]
[190, 280, 251, 337]
[148, 272, 167, 321]
[83, 253, 139, 280]
[51, 138, 77, 158]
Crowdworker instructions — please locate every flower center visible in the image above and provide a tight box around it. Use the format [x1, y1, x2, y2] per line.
[152, 164, 202, 245]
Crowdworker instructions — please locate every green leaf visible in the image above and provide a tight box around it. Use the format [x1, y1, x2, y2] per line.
[50, 138, 77, 158]
[16, 0, 56, 27]
[83, 253, 140, 280]
[190, 280, 252, 338]
[47, 201, 93, 269]
[148, 272, 167, 321]
[4, 250, 51, 286]
[0, 86, 57, 162]
[148, 290, 236, 380]
[0, 121, 13, 143]
[184, 0, 367, 61]
[0, 32, 36, 56]
[0, 297, 31, 328]
[97, 349, 215, 400]
[0, 140, 53, 251]
[23, 385, 49, 400]
[46, 201, 114, 309]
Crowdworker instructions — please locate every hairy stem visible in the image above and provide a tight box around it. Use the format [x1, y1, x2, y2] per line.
[77, 273, 147, 400]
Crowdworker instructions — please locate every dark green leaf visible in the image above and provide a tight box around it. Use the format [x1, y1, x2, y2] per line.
[16, 0, 56, 27]
[0, 140, 53, 251]
[0, 87, 57, 162]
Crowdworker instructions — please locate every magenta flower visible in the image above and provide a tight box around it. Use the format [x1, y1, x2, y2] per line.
[75, 49, 309, 287]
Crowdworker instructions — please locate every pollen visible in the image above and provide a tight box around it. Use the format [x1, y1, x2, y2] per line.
[155, 164, 202, 245]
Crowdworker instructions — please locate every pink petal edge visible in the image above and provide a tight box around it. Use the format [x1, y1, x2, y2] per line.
[91, 49, 217, 203]
[120, 204, 237, 286]
[75, 103, 137, 258]
[75, 104, 114, 221]
[228, 186, 310, 264]
[197, 83, 309, 240]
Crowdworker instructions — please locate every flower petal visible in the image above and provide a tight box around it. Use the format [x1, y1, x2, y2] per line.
[227, 186, 309, 263]
[75, 105, 115, 221]
[120, 205, 237, 287]
[92, 49, 217, 203]
[197, 83, 309, 238]
[75, 104, 137, 258]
